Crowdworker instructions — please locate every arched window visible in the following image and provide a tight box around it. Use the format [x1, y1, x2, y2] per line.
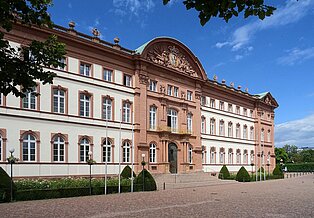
[236, 124, 241, 138]
[210, 118, 216, 135]
[261, 129, 265, 142]
[228, 122, 233, 137]
[250, 150, 254, 163]
[202, 146, 206, 164]
[201, 116, 206, 134]
[22, 134, 36, 161]
[219, 120, 225, 136]
[103, 138, 112, 162]
[102, 97, 112, 120]
[219, 148, 225, 164]
[243, 150, 248, 164]
[267, 151, 271, 164]
[236, 149, 241, 164]
[167, 109, 178, 132]
[187, 113, 193, 133]
[267, 130, 271, 142]
[149, 106, 157, 130]
[123, 141, 131, 163]
[228, 148, 233, 164]
[53, 136, 65, 162]
[243, 125, 248, 139]
[122, 102, 131, 123]
[22, 86, 37, 110]
[210, 147, 216, 164]
[149, 143, 157, 163]
[80, 138, 90, 162]
[188, 145, 193, 164]
[250, 127, 254, 140]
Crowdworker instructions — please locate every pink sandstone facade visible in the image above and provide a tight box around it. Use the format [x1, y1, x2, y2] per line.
[0, 23, 278, 177]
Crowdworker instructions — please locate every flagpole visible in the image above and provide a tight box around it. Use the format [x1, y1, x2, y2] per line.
[131, 111, 134, 193]
[118, 109, 122, 194]
[105, 113, 108, 195]
[263, 142, 266, 181]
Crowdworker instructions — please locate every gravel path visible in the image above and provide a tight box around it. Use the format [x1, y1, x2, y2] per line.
[1, 175, 313, 218]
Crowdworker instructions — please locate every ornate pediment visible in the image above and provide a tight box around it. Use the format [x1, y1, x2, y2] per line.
[261, 93, 279, 108]
[146, 44, 198, 77]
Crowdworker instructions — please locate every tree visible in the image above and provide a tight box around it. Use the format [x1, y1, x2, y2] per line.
[274, 147, 288, 164]
[163, 0, 276, 26]
[283, 144, 299, 162]
[0, 0, 66, 98]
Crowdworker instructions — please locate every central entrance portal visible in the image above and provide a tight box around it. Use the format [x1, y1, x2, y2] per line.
[168, 143, 178, 174]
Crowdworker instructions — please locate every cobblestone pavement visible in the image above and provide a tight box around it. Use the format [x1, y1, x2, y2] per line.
[1, 175, 313, 218]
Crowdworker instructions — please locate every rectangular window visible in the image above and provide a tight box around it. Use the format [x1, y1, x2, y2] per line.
[250, 110, 254, 118]
[22, 87, 37, 110]
[200, 96, 205, 106]
[187, 114, 192, 133]
[201, 117, 206, 134]
[187, 91, 193, 101]
[236, 106, 240, 115]
[149, 80, 157, 92]
[167, 85, 173, 96]
[123, 102, 131, 123]
[53, 89, 65, 113]
[243, 108, 247, 116]
[103, 69, 113, 82]
[219, 101, 224, 110]
[210, 119, 215, 135]
[57, 57, 66, 70]
[210, 99, 215, 108]
[149, 106, 157, 130]
[80, 63, 91, 77]
[102, 98, 112, 120]
[174, 87, 179, 97]
[79, 93, 90, 117]
[228, 104, 233, 112]
[250, 127, 254, 140]
[123, 74, 132, 87]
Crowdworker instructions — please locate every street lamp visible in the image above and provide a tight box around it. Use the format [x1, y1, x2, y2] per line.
[141, 153, 146, 192]
[267, 158, 270, 179]
[280, 158, 283, 172]
[7, 148, 18, 202]
[250, 156, 254, 180]
[87, 151, 93, 195]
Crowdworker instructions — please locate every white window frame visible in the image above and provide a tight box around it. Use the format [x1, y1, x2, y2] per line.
[80, 94, 90, 117]
[103, 69, 113, 82]
[174, 86, 179, 97]
[22, 134, 36, 161]
[243, 126, 248, 139]
[123, 141, 131, 163]
[80, 138, 90, 162]
[228, 122, 233, 137]
[219, 101, 224, 110]
[167, 109, 178, 133]
[188, 146, 193, 164]
[167, 85, 173, 96]
[124, 74, 132, 87]
[219, 120, 224, 136]
[57, 57, 66, 70]
[149, 106, 157, 130]
[23, 87, 36, 110]
[103, 138, 112, 163]
[80, 63, 91, 76]
[149, 80, 157, 92]
[210, 119, 215, 135]
[53, 89, 65, 114]
[53, 136, 65, 162]
[123, 102, 131, 123]
[250, 127, 254, 140]
[236, 124, 240, 138]
[187, 113, 192, 133]
[149, 143, 157, 163]
[187, 91, 193, 101]
[102, 98, 112, 120]
[201, 117, 206, 134]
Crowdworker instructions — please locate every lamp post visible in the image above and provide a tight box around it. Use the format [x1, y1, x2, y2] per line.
[141, 153, 146, 192]
[267, 157, 270, 179]
[88, 151, 93, 195]
[280, 158, 283, 171]
[250, 157, 254, 180]
[7, 148, 17, 202]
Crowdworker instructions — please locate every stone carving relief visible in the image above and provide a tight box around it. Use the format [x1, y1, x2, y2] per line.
[146, 45, 198, 77]
[264, 96, 272, 105]
[139, 74, 149, 85]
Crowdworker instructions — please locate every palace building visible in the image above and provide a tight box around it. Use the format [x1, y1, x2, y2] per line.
[0, 22, 278, 178]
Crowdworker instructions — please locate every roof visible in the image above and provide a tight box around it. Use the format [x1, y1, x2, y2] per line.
[135, 36, 177, 54]
[254, 92, 269, 99]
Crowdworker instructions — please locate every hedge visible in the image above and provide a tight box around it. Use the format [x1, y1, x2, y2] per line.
[218, 165, 230, 179]
[134, 169, 157, 191]
[236, 167, 251, 182]
[273, 165, 284, 179]
[285, 163, 314, 172]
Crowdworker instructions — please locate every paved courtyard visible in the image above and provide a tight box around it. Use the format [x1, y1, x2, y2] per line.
[1, 175, 313, 218]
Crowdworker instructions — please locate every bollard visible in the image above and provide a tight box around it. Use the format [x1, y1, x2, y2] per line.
[163, 182, 165, 190]
[290, 174, 292, 178]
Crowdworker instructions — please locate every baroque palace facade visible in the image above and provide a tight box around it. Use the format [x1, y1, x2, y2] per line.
[0, 23, 278, 178]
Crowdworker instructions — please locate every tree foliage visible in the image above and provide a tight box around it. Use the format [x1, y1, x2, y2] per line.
[235, 166, 250, 182]
[0, 0, 66, 97]
[163, 0, 276, 26]
[218, 164, 230, 179]
[120, 165, 136, 179]
[275, 147, 288, 164]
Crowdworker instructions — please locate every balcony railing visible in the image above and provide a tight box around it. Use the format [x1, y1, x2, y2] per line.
[156, 126, 192, 135]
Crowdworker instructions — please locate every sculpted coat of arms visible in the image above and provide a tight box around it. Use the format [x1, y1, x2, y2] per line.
[146, 45, 198, 77]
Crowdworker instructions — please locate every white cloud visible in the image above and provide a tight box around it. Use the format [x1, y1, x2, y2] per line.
[216, 0, 314, 51]
[275, 114, 314, 148]
[277, 47, 314, 66]
[112, 0, 155, 17]
[235, 55, 243, 60]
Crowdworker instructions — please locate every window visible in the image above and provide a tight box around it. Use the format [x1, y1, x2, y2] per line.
[200, 96, 206, 106]
[187, 91, 192, 101]
[236, 149, 241, 164]
[236, 106, 240, 114]
[53, 136, 65, 162]
[210, 147, 216, 164]
[219, 148, 225, 164]
[57, 57, 66, 70]
[22, 134, 36, 161]
[0, 135, 2, 161]
[250, 110, 254, 118]
[80, 63, 91, 76]
[267, 152, 271, 164]
[188, 145, 193, 164]
[250, 151, 254, 164]
[167, 109, 178, 132]
[219, 120, 224, 136]
[250, 127, 254, 140]
[22, 86, 37, 109]
[228, 104, 233, 112]
[202, 146, 206, 164]
[123, 74, 132, 87]
[201, 116, 206, 134]
[149, 106, 157, 130]
[210, 118, 215, 135]
[219, 101, 224, 110]
[102, 138, 111, 162]
[149, 143, 157, 163]
[79, 93, 91, 117]
[123, 141, 131, 163]
[210, 99, 215, 108]
[174, 87, 179, 97]
[122, 101, 131, 123]
[103, 69, 113, 82]
[236, 124, 241, 138]
[187, 113, 192, 133]
[79, 138, 90, 162]
[228, 122, 233, 137]
[167, 85, 173, 96]
[267, 130, 271, 142]
[228, 149, 233, 164]
[243, 150, 248, 164]
[261, 129, 265, 142]
[102, 97, 112, 120]
[149, 80, 157, 92]
[243, 125, 248, 139]
[243, 108, 247, 116]
[53, 89, 65, 113]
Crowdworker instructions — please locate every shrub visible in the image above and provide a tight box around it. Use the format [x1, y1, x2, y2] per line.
[236, 167, 251, 182]
[218, 165, 230, 179]
[0, 167, 16, 202]
[285, 162, 314, 172]
[134, 169, 157, 191]
[257, 167, 265, 173]
[120, 166, 136, 179]
[273, 164, 284, 178]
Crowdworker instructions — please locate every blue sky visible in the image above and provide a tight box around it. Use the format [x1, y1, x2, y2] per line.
[48, 0, 314, 147]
